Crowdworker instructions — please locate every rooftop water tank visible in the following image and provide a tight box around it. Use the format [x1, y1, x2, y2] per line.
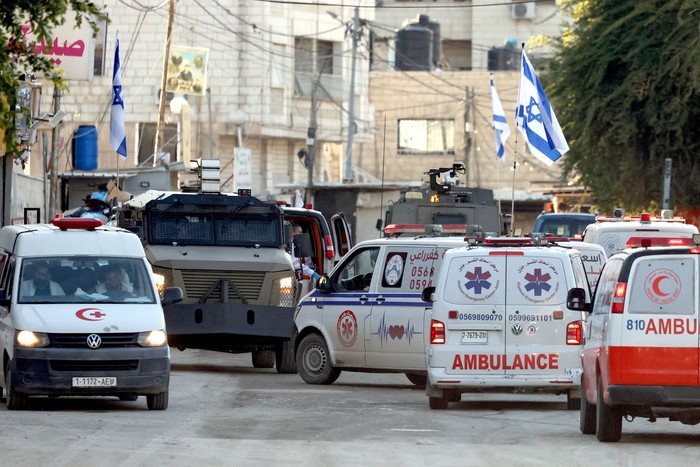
[395, 24, 432, 71]
[72, 125, 98, 171]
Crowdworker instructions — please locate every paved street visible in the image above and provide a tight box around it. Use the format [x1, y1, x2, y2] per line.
[1, 349, 698, 466]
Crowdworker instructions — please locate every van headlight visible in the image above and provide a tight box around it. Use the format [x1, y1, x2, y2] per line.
[137, 330, 168, 347]
[16, 330, 49, 348]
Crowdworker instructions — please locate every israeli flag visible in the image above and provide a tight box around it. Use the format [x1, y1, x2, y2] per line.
[516, 50, 568, 166]
[110, 32, 127, 160]
[490, 73, 510, 161]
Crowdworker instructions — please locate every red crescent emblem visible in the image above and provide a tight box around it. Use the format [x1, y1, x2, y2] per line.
[76, 308, 107, 321]
[651, 275, 670, 297]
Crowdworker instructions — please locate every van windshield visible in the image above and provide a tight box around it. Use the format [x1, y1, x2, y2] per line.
[18, 257, 157, 304]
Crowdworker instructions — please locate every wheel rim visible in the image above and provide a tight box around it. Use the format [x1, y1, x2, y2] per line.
[303, 344, 327, 375]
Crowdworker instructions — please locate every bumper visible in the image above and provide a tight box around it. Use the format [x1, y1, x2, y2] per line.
[428, 367, 581, 392]
[608, 385, 700, 407]
[164, 303, 295, 351]
[10, 346, 169, 396]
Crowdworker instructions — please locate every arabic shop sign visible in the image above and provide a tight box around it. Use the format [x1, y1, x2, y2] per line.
[19, 13, 93, 81]
[165, 46, 209, 96]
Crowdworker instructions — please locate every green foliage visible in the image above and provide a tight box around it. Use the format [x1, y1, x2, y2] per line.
[547, 0, 700, 212]
[0, 1, 106, 157]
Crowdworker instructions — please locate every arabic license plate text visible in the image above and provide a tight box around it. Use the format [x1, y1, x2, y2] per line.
[72, 377, 117, 387]
[461, 331, 488, 344]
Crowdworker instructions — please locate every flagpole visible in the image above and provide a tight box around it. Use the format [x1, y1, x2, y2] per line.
[510, 161, 516, 235]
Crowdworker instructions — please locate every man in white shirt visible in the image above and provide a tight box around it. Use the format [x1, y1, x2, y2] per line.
[20, 262, 65, 297]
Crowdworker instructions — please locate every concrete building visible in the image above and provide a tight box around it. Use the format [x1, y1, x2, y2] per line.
[4, 0, 574, 240]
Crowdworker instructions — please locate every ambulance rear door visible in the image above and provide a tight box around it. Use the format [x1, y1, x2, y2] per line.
[620, 253, 699, 385]
[504, 249, 580, 376]
[440, 250, 507, 375]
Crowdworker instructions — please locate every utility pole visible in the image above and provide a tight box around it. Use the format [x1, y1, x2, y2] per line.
[463, 87, 473, 186]
[306, 79, 318, 204]
[49, 86, 61, 218]
[154, 0, 176, 165]
[343, 6, 359, 182]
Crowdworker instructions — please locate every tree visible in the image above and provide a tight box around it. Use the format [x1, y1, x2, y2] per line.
[0, 1, 106, 159]
[547, 0, 700, 212]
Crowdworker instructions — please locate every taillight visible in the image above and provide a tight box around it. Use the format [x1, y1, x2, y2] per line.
[430, 320, 445, 344]
[566, 321, 582, 345]
[324, 234, 335, 259]
[611, 282, 627, 313]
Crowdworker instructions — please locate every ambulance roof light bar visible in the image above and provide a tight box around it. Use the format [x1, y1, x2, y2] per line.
[625, 236, 694, 248]
[383, 223, 467, 236]
[484, 237, 532, 246]
[51, 217, 103, 230]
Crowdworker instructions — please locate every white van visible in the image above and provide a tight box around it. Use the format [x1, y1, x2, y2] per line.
[551, 239, 607, 291]
[579, 238, 700, 442]
[294, 233, 471, 386]
[424, 237, 590, 409]
[0, 218, 182, 410]
[583, 211, 698, 257]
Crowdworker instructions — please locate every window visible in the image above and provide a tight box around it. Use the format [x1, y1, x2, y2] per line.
[294, 38, 343, 101]
[333, 247, 379, 292]
[93, 16, 108, 77]
[398, 119, 455, 154]
[136, 122, 177, 166]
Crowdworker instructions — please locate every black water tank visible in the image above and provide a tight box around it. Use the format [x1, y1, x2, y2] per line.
[416, 15, 441, 68]
[395, 24, 433, 71]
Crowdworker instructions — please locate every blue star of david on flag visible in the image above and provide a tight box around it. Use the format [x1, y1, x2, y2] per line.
[110, 32, 127, 160]
[524, 268, 551, 296]
[465, 267, 492, 294]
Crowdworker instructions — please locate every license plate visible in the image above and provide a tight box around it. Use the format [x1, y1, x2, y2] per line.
[461, 330, 488, 344]
[72, 377, 117, 387]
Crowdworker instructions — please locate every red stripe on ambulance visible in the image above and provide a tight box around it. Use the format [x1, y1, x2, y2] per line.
[452, 353, 559, 370]
[608, 346, 699, 386]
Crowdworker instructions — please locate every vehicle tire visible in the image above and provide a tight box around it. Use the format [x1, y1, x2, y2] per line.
[567, 391, 581, 410]
[252, 350, 276, 369]
[5, 368, 28, 411]
[276, 339, 297, 374]
[596, 377, 621, 442]
[296, 334, 341, 385]
[405, 373, 427, 387]
[580, 382, 597, 435]
[428, 394, 449, 410]
[119, 394, 139, 402]
[147, 391, 168, 410]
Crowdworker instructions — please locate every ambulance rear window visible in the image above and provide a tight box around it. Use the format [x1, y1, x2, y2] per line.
[627, 257, 695, 315]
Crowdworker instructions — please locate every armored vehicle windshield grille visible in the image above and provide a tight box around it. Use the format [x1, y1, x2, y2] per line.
[180, 269, 265, 302]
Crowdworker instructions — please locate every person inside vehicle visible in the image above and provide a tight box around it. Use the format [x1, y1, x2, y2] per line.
[96, 265, 134, 297]
[292, 223, 319, 280]
[20, 261, 65, 296]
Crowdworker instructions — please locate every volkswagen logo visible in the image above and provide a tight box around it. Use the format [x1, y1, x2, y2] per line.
[511, 324, 523, 336]
[86, 334, 102, 349]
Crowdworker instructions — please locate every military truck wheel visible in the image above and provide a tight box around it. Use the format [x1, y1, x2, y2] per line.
[296, 334, 340, 384]
[276, 339, 297, 374]
[5, 368, 28, 410]
[147, 391, 168, 410]
[252, 350, 276, 369]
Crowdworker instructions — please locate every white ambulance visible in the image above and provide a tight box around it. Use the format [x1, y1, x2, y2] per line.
[294, 229, 472, 386]
[579, 236, 700, 442]
[549, 238, 607, 291]
[424, 236, 590, 409]
[0, 218, 182, 410]
[582, 211, 698, 257]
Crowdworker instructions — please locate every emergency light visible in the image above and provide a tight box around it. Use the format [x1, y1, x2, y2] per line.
[51, 217, 103, 230]
[624, 237, 693, 248]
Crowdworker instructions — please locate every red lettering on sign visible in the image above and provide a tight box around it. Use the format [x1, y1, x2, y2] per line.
[645, 318, 699, 335]
[452, 353, 560, 370]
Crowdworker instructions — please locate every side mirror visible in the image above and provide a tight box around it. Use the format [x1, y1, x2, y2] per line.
[421, 286, 435, 303]
[566, 287, 589, 312]
[293, 232, 313, 258]
[316, 275, 332, 293]
[162, 286, 184, 306]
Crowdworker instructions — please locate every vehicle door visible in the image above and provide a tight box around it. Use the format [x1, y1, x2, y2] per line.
[439, 250, 507, 375]
[365, 244, 442, 370]
[621, 254, 698, 385]
[504, 250, 579, 376]
[330, 213, 353, 264]
[320, 245, 380, 366]
[0, 251, 12, 387]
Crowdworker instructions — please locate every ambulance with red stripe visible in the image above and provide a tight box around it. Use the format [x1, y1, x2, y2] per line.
[423, 236, 591, 410]
[579, 235, 700, 442]
[294, 226, 474, 386]
[582, 210, 698, 257]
